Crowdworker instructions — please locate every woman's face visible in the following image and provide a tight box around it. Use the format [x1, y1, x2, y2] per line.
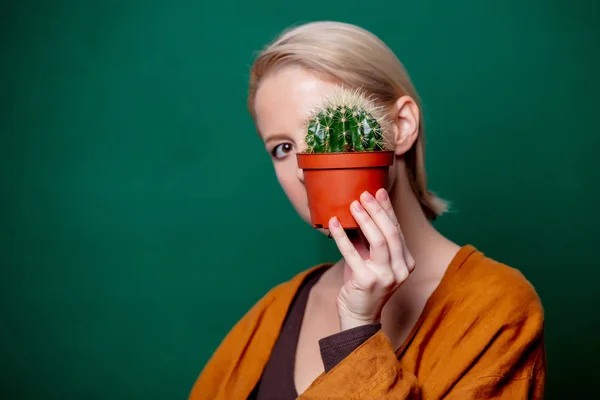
[253, 65, 341, 230]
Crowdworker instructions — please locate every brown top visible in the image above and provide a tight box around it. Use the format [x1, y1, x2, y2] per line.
[190, 245, 546, 399]
[250, 264, 382, 399]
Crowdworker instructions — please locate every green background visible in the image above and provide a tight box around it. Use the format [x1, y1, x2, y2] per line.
[2, 0, 598, 398]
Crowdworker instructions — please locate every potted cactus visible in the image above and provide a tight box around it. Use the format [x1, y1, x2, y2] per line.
[296, 88, 395, 230]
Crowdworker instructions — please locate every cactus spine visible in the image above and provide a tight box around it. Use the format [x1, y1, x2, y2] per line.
[304, 87, 388, 153]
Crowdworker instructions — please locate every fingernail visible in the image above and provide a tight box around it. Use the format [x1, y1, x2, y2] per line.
[330, 217, 340, 228]
[378, 189, 388, 201]
[352, 201, 363, 212]
[362, 191, 375, 202]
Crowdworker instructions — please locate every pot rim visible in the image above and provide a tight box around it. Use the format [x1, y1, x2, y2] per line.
[296, 150, 394, 170]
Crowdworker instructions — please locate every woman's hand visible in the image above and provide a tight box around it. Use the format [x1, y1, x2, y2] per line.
[328, 188, 415, 331]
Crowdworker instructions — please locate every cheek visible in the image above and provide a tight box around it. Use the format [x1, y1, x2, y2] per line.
[275, 164, 300, 196]
[274, 161, 308, 208]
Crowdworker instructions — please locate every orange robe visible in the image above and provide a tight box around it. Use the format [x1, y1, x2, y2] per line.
[189, 245, 546, 399]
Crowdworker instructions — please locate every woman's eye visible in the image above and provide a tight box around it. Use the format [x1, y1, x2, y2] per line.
[272, 143, 294, 159]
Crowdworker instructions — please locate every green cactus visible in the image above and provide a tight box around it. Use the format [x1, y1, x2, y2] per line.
[304, 88, 388, 153]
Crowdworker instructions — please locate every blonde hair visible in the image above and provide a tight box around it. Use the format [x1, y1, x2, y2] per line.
[247, 21, 448, 220]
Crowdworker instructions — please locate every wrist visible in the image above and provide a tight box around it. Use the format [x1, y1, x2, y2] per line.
[339, 317, 379, 331]
[336, 298, 382, 331]
[338, 311, 380, 331]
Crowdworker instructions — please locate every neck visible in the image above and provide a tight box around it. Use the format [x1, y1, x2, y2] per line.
[388, 161, 460, 282]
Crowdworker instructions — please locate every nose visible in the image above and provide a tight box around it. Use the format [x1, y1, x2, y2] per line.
[296, 167, 305, 183]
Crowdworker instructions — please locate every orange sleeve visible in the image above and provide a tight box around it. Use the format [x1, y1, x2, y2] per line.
[300, 296, 545, 399]
[299, 329, 421, 399]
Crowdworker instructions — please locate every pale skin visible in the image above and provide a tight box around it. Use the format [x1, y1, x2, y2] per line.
[253, 65, 462, 394]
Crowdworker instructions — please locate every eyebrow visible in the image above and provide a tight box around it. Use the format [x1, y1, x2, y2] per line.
[264, 133, 293, 146]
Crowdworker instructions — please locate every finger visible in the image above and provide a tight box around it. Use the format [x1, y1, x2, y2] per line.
[350, 196, 390, 267]
[328, 217, 368, 274]
[360, 191, 408, 279]
[375, 188, 415, 273]
[375, 188, 398, 223]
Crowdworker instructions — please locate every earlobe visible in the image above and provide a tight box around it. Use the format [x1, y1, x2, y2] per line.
[390, 96, 420, 156]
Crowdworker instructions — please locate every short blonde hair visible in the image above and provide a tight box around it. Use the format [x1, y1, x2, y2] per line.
[247, 21, 448, 220]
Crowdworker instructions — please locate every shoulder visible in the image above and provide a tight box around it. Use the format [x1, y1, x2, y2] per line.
[443, 246, 544, 328]
[412, 246, 545, 373]
[197, 263, 332, 365]
[265, 262, 333, 300]
[409, 247, 547, 397]
[238, 262, 334, 324]
[211, 263, 332, 352]
[189, 263, 332, 397]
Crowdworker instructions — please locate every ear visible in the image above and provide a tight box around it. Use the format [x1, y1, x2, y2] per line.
[389, 95, 420, 156]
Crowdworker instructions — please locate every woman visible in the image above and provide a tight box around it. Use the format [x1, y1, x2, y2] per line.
[189, 21, 546, 399]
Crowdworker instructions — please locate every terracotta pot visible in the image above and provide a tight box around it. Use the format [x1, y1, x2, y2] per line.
[296, 151, 395, 230]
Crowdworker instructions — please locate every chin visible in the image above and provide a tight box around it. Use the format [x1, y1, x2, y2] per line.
[293, 205, 330, 236]
[317, 227, 331, 237]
